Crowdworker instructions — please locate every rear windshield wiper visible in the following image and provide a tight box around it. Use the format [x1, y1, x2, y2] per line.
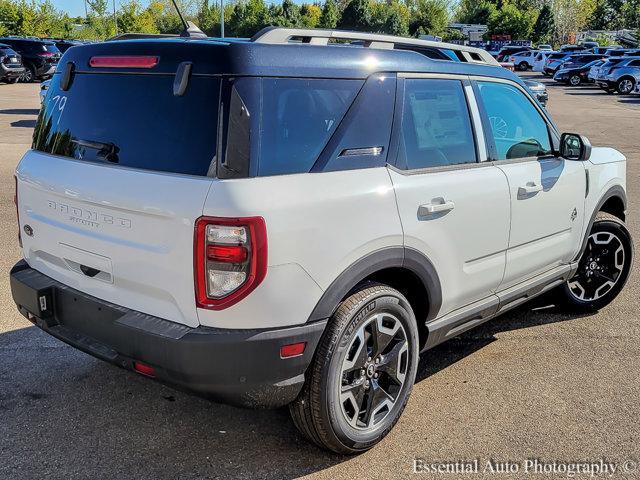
[72, 139, 120, 163]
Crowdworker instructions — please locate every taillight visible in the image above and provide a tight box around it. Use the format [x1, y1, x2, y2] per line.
[194, 216, 267, 310]
[37, 52, 54, 57]
[89, 56, 159, 68]
[14, 175, 21, 247]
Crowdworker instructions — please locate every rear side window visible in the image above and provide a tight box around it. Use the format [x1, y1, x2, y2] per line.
[33, 73, 220, 176]
[257, 78, 361, 176]
[398, 78, 476, 170]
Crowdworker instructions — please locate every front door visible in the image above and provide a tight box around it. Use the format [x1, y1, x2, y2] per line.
[474, 79, 586, 288]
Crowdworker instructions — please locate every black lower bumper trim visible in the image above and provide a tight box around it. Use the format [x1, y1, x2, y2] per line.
[10, 261, 327, 408]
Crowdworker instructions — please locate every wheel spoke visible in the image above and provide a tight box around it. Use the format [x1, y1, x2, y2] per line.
[362, 380, 394, 428]
[377, 340, 409, 385]
[342, 328, 367, 373]
[370, 314, 399, 357]
[340, 382, 367, 428]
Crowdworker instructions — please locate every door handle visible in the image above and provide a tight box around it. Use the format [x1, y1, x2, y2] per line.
[518, 182, 543, 196]
[418, 199, 455, 216]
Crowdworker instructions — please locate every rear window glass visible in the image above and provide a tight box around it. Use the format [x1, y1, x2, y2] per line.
[257, 78, 361, 176]
[33, 73, 219, 176]
[43, 43, 61, 54]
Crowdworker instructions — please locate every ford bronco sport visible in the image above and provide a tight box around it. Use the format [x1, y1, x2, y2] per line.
[10, 28, 632, 454]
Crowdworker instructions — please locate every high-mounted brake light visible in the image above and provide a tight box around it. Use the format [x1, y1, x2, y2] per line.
[89, 56, 159, 69]
[194, 216, 267, 310]
[14, 175, 21, 248]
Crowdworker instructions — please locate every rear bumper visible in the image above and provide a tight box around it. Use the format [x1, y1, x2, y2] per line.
[10, 261, 327, 408]
[0, 64, 24, 79]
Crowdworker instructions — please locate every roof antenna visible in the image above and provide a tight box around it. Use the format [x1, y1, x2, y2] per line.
[171, 0, 207, 38]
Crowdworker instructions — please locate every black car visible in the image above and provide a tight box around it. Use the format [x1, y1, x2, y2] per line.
[51, 39, 82, 53]
[0, 43, 25, 83]
[553, 59, 603, 85]
[0, 37, 61, 82]
[559, 53, 604, 70]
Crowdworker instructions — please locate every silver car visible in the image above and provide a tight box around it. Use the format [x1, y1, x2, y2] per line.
[592, 57, 640, 94]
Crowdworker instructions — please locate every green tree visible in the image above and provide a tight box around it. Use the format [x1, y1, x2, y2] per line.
[318, 0, 339, 28]
[454, 0, 496, 25]
[409, 0, 449, 37]
[300, 3, 321, 27]
[487, 0, 536, 39]
[338, 0, 373, 31]
[228, 0, 269, 37]
[117, 0, 159, 34]
[531, 4, 554, 44]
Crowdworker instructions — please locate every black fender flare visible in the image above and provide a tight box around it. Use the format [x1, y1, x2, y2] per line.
[307, 246, 442, 323]
[575, 185, 627, 261]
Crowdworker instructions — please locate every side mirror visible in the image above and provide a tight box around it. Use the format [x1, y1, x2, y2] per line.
[560, 133, 592, 161]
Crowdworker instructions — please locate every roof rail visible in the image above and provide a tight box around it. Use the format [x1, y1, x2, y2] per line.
[251, 27, 499, 66]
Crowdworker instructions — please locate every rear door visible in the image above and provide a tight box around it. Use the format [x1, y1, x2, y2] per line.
[17, 42, 222, 327]
[474, 79, 585, 288]
[389, 75, 510, 317]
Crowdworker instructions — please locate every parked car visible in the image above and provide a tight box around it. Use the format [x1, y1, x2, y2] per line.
[10, 28, 632, 454]
[553, 59, 604, 85]
[543, 52, 571, 75]
[587, 60, 605, 81]
[51, 39, 82, 53]
[0, 37, 60, 82]
[537, 44, 553, 51]
[605, 48, 634, 57]
[523, 78, 548, 105]
[509, 50, 538, 70]
[0, 42, 25, 83]
[592, 56, 640, 93]
[579, 41, 599, 49]
[533, 51, 555, 72]
[496, 45, 532, 62]
[560, 44, 586, 53]
[559, 53, 604, 70]
[39, 78, 50, 103]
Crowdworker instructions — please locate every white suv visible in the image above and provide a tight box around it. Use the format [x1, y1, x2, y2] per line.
[10, 28, 633, 454]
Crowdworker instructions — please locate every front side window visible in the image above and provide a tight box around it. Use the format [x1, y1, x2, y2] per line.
[398, 78, 477, 170]
[477, 81, 552, 160]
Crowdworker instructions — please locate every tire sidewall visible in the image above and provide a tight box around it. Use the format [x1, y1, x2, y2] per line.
[564, 219, 633, 310]
[319, 290, 419, 451]
[570, 75, 581, 86]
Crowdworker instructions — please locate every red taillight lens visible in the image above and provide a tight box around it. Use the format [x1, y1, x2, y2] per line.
[133, 361, 155, 377]
[89, 55, 159, 69]
[206, 244, 249, 263]
[14, 175, 21, 248]
[194, 216, 267, 310]
[38, 52, 54, 57]
[280, 342, 306, 358]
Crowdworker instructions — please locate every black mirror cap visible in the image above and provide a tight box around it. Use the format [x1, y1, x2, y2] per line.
[560, 132, 592, 161]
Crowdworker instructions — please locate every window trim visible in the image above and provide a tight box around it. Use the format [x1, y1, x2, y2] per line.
[388, 73, 487, 174]
[470, 77, 560, 164]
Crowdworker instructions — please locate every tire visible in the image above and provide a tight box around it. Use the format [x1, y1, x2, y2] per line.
[290, 283, 419, 454]
[20, 65, 35, 83]
[569, 74, 581, 86]
[557, 212, 633, 312]
[617, 77, 635, 94]
[518, 62, 528, 71]
[8, 77, 20, 84]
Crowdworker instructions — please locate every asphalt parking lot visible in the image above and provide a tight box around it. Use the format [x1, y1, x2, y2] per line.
[1, 74, 639, 479]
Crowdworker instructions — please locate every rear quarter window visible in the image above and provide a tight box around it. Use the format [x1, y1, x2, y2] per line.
[256, 78, 362, 176]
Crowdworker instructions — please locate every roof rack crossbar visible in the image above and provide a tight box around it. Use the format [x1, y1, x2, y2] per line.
[251, 27, 498, 66]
